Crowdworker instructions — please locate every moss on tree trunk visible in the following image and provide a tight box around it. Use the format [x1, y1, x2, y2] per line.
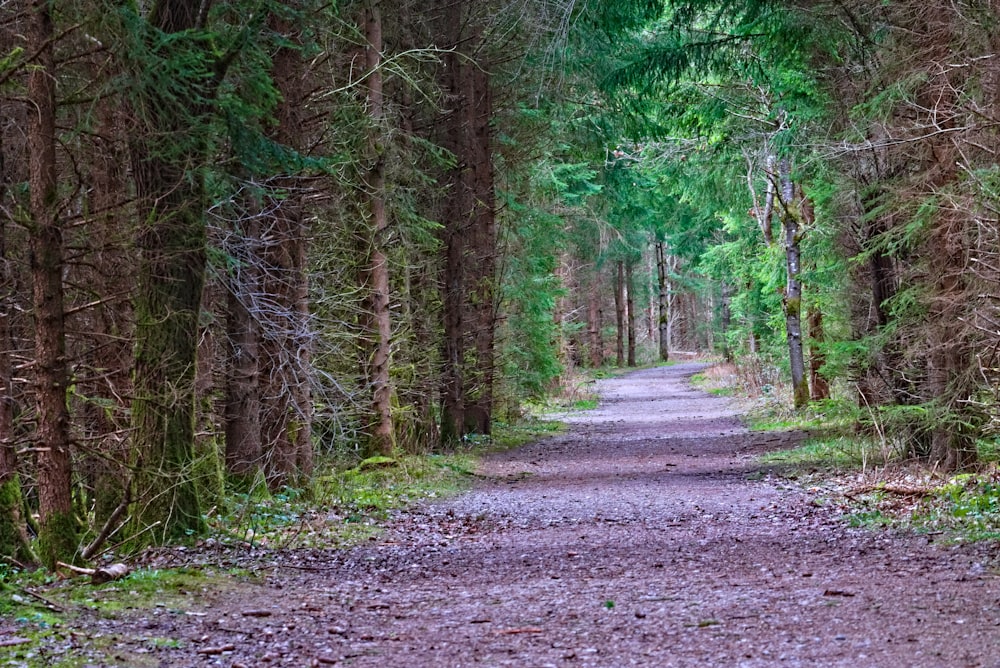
[0, 476, 32, 565]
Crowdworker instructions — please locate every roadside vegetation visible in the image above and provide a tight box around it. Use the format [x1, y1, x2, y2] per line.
[698, 362, 1000, 547]
[0, 414, 567, 668]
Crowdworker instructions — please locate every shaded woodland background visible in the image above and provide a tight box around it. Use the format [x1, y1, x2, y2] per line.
[3, 0, 1000, 568]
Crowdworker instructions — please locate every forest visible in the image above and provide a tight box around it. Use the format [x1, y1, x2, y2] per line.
[2, 0, 1000, 570]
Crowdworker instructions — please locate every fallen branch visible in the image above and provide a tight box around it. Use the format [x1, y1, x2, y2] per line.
[845, 484, 934, 499]
[18, 587, 65, 612]
[82, 486, 131, 560]
[57, 561, 131, 584]
[0, 637, 32, 648]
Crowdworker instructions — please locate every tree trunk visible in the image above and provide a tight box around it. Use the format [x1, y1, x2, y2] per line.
[797, 194, 829, 402]
[434, 0, 501, 443]
[646, 251, 655, 341]
[587, 270, 604, 367]
[80, 86, 133, 531]
[614, 260, 625, 367]
[760, 154, 776, 245]
[626, 260, 636, 367]
[259, 201, 313, 485]
[258, 12, 313, 487]
[439, 220, 465, 445]
[359, 2, 394, 455]
[28, 0, 76, 567]
[435, 0, 467, 446]
[779, 159, 809, 409]
[807, 306, 830, 401]
[129, 0, 215, 544]
[667, 254, 678, 355]
[463, 55, 497, 436]
[396, 93, 438, 451]
[223, 219, 262, 484]
[0, 145, 32, 564]
[656, 240, 669, 362]
[550, 252, 569, 389]
[926, 219, 976, 469]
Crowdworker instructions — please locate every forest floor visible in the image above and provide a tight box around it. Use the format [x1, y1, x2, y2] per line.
[5, 362, 1000, 667]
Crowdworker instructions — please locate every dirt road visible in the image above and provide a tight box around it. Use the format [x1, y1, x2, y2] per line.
[59, 364, 1000, 666]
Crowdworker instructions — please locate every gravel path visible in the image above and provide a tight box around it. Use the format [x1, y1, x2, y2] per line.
[41, 363, 1000, 666]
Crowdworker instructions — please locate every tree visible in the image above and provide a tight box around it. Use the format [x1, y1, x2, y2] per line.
[358, 1, 394, 455]
[625, 259, 637, 366]
[655, 238, 670, 361]
[777, 159, 809, 408]
[260, 8, 315, 487]
[127, 0, 224, 543]
[27, 0, 77, 567]
[430, 0, 499, 443]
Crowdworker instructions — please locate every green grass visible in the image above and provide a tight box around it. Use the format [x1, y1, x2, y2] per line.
[491, 418, 565, 450]
[847, 509, 894, 528]
[757, 434, 880, 470]
[744, 398, 856, 434]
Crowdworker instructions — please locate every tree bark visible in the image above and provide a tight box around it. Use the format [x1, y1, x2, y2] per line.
[439, 223, 465, 445]
[396, 91, 438, 451]
[436, 0, 467, 446]
[656, 240, 669, 362]
[359, 2, 394, 455]
[28, 0, 76, 567]
[807, 306, 830, 401]
[799, 195, 829, 402]
[0, 130, 32, 564]
[626, 260, 636, 367]
[434, 0, 500, 443]
[779, 159, 809, 409]
[614, 260, 625, 367]
[224, 219, 262, 484]
[667, 254, 678, 355]
[463, 51, 497, 436]
[587, 269, 604, 367]
[257, 11, 314, 487]
[760, 154, 776, 245]
[926, 217, 976, 469]
[129, 0, 216, 543]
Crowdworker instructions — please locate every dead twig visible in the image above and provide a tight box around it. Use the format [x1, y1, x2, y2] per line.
[17, 587, 65, 612]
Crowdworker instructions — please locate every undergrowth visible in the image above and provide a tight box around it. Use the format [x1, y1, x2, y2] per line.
[1, 416, 564, 667]
[765, 431, 1000, 545]
[698, 360, 1000, 546]
[209, 417, 563, 551]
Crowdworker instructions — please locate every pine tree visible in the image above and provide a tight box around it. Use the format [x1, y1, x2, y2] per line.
[127, 0, 222, 543]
